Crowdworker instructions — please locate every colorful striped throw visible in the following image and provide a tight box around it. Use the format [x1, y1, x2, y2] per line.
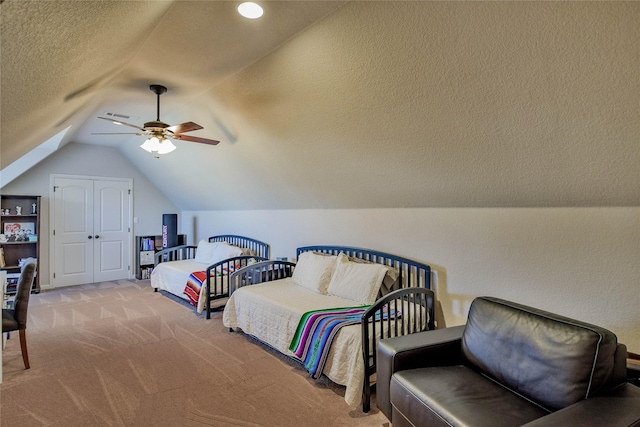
[183, 271, 209, 306]
[183, 264, 235, 307]
[289, 306, 368, 379]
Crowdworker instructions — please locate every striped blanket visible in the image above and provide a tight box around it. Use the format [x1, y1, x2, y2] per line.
[183, 264, 236, 307]
[289, 306, 368, 379]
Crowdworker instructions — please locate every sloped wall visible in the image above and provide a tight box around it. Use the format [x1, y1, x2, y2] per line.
[195, 1, 639, 210]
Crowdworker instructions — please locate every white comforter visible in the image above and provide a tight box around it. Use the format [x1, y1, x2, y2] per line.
[223, 277, 371, 407]
[150, 260, 228, 313]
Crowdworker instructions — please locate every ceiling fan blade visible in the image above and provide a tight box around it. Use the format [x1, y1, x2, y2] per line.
[98, 116, 146, 131]
[173, 134, 220, 145]
[167, 121, 203, 134]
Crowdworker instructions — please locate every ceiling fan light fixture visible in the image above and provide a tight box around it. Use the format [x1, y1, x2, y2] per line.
[156, 138, 176, 155]
[238, 2, 263, 19]
[140, 136, 161, 153]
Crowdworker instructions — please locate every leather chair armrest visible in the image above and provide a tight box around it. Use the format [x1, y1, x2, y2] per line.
[521, 384, 640, 427]
[376, 325, 465, 421]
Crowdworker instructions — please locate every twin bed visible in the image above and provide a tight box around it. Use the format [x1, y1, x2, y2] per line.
[222, 245, 436, 412]
[150, 235, 269, 318]
[150, 238, 435, 412]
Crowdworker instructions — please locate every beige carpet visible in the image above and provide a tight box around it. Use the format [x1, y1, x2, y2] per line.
[1, 280, 389, 426]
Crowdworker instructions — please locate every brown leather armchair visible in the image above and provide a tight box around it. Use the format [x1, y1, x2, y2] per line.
[2, 259, 37, 369]
[377, 297, 640, 426]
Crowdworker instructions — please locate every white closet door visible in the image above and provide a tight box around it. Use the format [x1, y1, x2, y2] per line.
[92, 179, 130, 282]
[52, 177, 131, 287]
[52, 177, 94, 286]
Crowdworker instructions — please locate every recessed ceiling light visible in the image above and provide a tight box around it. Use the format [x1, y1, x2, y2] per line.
[237, 2, 263, 19]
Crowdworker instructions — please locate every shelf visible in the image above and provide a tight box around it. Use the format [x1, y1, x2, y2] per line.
[1, 241, 37, 245]
[134, 234, 186, 279]
[1, 195, 40, 290]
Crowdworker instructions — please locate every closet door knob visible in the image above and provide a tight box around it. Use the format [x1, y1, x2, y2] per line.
[88, 235, 93, 239]
[94, 235, 100, 239]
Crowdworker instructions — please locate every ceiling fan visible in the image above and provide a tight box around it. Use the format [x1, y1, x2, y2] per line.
[95, 84, 220, 155]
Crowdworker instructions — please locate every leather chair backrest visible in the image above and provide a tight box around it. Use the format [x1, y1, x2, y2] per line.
[462, 296, 622, 411]
[14, 259, 37, 329]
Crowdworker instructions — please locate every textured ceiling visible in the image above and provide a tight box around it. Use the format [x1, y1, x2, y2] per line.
[1, 1, 346, 164]
[1, 1, 639, 209]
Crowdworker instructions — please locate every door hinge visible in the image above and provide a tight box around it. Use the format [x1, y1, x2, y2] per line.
[53, 273, 56, 278]
[128, 189, 131, 195]
[53, 229, 55, 236]
[53, 186, 58, 192]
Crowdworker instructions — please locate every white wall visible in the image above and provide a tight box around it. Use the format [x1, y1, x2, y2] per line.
[1, 142, 181, 285]
[183, 207, 640, 352]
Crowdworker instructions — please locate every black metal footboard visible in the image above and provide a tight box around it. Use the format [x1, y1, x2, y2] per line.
[228, 260, 296, 295]
[204, 255, 268, 319]
[361, 287, 436, 412]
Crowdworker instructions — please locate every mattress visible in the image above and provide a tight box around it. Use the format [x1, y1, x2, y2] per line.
[150, 260, 229, 313]
[223, 277, 424, 407]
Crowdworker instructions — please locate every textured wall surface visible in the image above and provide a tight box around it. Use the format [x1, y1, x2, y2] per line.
[182, 1, 639, 209]
[184, 207, 640, 353]
[4, 2, 636, 210]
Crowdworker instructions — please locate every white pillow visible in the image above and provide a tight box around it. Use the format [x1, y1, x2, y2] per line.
[292, 251, 337, 294]
[326, 253, 388, 304]
[194, 240, 220, 264]
[210, 242, 244, 263]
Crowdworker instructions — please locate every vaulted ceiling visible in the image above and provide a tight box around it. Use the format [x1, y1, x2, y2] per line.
[2, 1, 638, 209]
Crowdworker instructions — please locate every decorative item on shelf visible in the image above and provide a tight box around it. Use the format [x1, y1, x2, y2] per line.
[0, 248, 5, 267]
[31, 203, 37, 214]
[139, 251, 155, 265]
[0, 234, 6, 243]
[3, 223, 35, 242]
[15, 206, 22, 215]
[17, 258, 37, 268]
[2, 208, 10, 215]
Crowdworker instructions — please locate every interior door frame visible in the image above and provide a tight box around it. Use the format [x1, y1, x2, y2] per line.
[49, 174, 134, 287]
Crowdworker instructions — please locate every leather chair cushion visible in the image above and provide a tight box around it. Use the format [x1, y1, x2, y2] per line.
[391, 365, 549, 427]
[521, 384, 640, 427]
[2, 309, 19, 332]
[462, 297, 620, 411]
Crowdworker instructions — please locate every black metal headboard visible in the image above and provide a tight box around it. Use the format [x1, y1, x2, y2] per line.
[210, 235, 270, 259]
[296, 245, 431, 290]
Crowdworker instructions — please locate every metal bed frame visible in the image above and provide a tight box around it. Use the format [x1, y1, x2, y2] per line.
[154, 235, 269, 318]
[228, 245, 435, 412]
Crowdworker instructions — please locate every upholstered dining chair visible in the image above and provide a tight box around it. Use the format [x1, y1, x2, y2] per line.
[2, 259, 37, 369]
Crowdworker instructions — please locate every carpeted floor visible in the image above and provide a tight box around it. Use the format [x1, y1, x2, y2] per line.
[1, 280, 389, 426]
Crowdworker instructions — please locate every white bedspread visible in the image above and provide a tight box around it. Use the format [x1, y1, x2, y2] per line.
[223, 278, 371, 407]
[150, 260, 226, 313]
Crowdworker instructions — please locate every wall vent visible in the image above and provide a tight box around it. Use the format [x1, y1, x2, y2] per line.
[104, 112, 139, 120]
